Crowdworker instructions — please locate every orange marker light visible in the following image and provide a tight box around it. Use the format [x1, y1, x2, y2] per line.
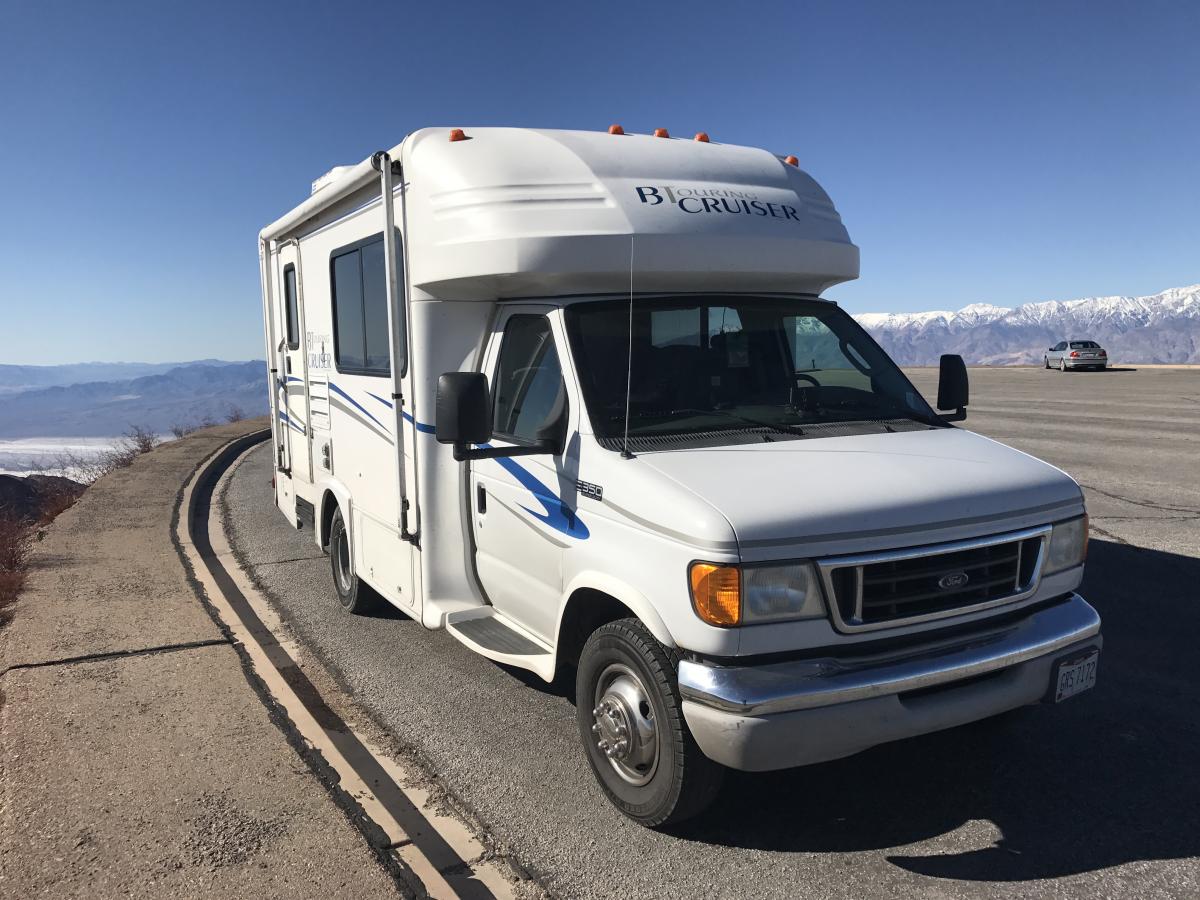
[653, 128, 670, 138]
[694, 132, 710, 142]
[689, 563, 741, 627]
[608, 124, 625, 135]
[449, 128, 468, 142]
[784, 155, 799, 167]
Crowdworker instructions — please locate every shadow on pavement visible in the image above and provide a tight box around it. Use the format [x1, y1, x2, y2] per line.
[667, 539, 1200, 880]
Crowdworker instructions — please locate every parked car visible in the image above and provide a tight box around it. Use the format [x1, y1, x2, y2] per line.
[1045, 340, 1107, 371]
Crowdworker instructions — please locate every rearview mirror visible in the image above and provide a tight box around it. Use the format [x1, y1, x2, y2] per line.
[435, 372, 564, 461]
[435, 372, 491, 448]
[936, 354, 969, 422]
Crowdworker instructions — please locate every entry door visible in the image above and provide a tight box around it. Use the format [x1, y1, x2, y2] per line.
[471, 306, 575, 642]
[277, 244, 312, 482]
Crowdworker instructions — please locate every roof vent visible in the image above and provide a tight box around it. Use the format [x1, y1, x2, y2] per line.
[311, 165, 356, 195]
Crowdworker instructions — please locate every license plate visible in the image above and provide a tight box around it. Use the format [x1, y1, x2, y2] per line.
[1053, 650, 1099, 702]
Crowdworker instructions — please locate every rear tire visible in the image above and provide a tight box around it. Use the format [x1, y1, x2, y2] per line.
[1059, 359, 1067, 372]
[576, 618, 724, 827]
[328, 507, 378, 614]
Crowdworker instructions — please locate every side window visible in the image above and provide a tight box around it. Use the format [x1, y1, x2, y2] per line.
[330, 232, 406, 376]
[1054, 342, 1067, 352]
[493, 316, 564, 443]
[283, 265, 299, 350]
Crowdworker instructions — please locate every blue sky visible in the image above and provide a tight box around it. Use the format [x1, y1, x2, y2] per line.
[1, 0, 1197, 364]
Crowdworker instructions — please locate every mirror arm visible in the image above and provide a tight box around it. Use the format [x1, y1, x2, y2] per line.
[452, 441, 555, 462]
[938, 407, 967, 423]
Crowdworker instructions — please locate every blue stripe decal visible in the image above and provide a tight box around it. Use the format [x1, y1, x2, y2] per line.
[278, 409, 305, 435]
[488, 452, 589, 540]
[286, 375, 304, 384]
[403, 411, 437, 434]
[365, 390, 436, 434]
[329, 382, 388, 431]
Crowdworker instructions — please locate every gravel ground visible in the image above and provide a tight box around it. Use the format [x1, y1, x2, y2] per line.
[223, 367, 1200, 900]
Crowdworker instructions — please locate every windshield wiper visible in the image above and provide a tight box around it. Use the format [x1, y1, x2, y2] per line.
[817, 400, 944, 428]
[668, 408, 806, 437]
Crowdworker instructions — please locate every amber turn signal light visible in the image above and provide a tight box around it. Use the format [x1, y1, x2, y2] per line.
[694, 132, 710, 142]
[608, 124, 625, 135]
[784, 155, 799, 167]
[689, 563, 741, 627]
[449, 128, 468, 142]
[653, 128, 670, 138]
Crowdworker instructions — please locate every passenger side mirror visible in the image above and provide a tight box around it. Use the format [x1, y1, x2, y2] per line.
[435, 372, 492, 450]
[936, 354, 969, 422]
[435, 372, 563, 461]
[532, 381, 569, 456]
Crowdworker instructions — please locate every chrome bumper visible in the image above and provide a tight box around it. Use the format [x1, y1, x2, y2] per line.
[679, 593, 1100, 716]
[678, 594, 1101, 771]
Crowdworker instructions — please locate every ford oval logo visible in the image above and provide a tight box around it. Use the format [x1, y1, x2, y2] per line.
[938, 572, 969, 591]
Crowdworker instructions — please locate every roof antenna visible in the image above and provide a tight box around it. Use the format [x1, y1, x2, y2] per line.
[621, 234, 635, 459]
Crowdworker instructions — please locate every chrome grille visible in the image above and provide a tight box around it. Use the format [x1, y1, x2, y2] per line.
[818, 526, 1050, 633]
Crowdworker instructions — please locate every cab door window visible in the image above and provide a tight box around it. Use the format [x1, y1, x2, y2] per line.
[493, 316, 563, 444]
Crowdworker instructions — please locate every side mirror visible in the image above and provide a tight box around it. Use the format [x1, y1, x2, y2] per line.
[936, 354, 969, 421]
[435, 372, 492, 448]
[435, 372, 565, 461]
[533, 381, 569, 456]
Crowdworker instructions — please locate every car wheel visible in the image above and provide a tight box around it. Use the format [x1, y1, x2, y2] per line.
[328, 507, 378, 613]
[576, 618, 724, 827]
[1059, 359, 1067, 372]
[1044, 357, 1050, 369]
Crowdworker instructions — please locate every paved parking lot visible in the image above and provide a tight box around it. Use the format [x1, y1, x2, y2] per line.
[224, 366, 1199, 899]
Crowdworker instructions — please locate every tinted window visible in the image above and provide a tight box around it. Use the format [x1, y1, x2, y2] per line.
[1070, 341, 1098, 349]
[361, 240, 392, 371]
[493, 316, 563, 443]
[332, 251, 366, 370]
[565, 296, 936, 444]
[283, 265, 299, 349]
[1054, 342, 1067, 351]
[330, 232, 405, 376]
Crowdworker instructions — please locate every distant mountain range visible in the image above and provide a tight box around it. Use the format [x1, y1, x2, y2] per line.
[853, 284, 1200, 365]
[0, 360, 242, 395]
[0, 361, 268, 438]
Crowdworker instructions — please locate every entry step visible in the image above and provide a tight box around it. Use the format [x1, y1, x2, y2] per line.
[444, 608, 555, 681]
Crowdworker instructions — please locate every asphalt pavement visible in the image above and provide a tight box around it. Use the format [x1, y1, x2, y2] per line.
[222, 366, 1200, 899]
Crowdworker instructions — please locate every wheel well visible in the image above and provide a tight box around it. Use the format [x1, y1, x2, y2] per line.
[557, 589, 636, 669]
[319, 491, 339, 550]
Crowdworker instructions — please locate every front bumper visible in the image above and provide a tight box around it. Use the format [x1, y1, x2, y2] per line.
[678, 593, 1101, 771]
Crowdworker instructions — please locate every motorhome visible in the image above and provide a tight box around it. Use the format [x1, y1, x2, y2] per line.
[258, 126, 1101, 826]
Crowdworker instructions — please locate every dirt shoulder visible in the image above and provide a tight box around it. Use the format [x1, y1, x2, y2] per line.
[0, 420, 400, 898]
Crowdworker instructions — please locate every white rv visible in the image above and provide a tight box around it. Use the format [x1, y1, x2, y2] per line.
[258, 127, 1101, 826]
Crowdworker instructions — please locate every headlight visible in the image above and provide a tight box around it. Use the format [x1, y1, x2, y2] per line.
[1044, 515, 1088, 574]
[689, 561, 825, 627]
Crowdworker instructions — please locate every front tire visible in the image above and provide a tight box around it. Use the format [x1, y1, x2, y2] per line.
[576, 618, 724, 827]
[1044, 357, 1050, 369]
[328, 507, 378, 613]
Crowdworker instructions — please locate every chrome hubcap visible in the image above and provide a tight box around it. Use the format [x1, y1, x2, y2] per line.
[591, 663, 659, 785]
[334, 529, 351, 592]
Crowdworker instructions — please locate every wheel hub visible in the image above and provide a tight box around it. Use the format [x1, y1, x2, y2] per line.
[591, 666, 659, 785]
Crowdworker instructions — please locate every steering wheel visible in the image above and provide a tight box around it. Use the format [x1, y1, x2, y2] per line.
[792, 372, 821, 389]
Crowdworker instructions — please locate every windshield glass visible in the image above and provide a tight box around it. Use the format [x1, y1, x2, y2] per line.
[1069, 341, 1099, 349]
[564, 295, 939, 448]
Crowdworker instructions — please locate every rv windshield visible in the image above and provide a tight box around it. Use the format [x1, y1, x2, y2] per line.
[564, 296, 940, 449]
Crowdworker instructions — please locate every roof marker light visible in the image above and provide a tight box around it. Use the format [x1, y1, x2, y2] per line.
[608, 124, 625, 135]
[653, 128, 670, 138]
[784, 155, 799, 167]
[449, 128, 469, 142]
[694, 132, 710, 142]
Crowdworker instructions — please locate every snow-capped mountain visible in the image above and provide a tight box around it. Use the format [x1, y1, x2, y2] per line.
[853, 284, 1200, 365]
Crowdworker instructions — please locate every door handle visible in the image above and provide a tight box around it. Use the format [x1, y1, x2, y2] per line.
[476, 484, 487, 514]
